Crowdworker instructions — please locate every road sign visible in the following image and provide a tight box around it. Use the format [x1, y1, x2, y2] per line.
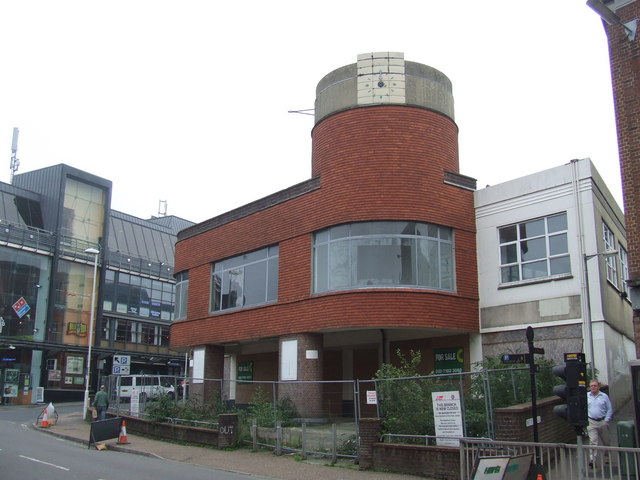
[113, 355, 131, 375]
[112, 365, 130, 375]
[501, 353, 529, 364]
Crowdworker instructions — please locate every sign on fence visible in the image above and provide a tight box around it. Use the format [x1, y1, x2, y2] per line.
[432, 390, 464, 446]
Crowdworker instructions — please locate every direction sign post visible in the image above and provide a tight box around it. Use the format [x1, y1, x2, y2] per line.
[113, 355, 131, 375]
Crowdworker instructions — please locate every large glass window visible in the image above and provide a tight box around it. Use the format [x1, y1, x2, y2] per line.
[499, 212, 570, 284]
[102, 269, 174, 320]
[313, 221, 454, 293]
[0, 249, 48, 339]
[603, 222, 618, 287]
[61, 177, 107, 244]
[211, 246, 279, 312]
[174, 271, 188, 320]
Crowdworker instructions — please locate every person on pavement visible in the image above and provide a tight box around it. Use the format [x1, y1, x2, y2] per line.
[587, 379, 613, 467]
[93, 385, 109, 421]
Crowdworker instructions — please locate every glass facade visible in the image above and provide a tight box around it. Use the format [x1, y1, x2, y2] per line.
[61, 177, 107, 244]
[101, 316, 169, 346]
[50, 259, 99, 346]
[0, 191, 44, 229]
[0, 249, 49, 339]
[313, 221, 454, 293]
[102, 269, 174, 321]
[498, 212, 570, 284]
[211, 246, 279, 312]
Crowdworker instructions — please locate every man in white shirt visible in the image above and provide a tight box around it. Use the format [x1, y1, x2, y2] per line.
[587, 379, 613, 467]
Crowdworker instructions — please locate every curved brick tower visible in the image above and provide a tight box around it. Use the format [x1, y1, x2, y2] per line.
[171, 52, 478, 418]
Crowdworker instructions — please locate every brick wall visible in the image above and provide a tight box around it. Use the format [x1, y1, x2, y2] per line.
[494, 396, 577, 444]
[359, 417, 460, 479]
[171, 104, 478, 354]
[603, 1, 640, 353]
[605, 1, 640, 282]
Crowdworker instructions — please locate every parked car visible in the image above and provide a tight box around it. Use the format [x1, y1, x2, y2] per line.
[117, 375, 176, 402]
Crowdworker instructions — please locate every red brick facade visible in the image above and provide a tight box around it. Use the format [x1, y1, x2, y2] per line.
[602, 1, 640, 349]
[171, 69, 478, 398]
[172, 106, 477, 348]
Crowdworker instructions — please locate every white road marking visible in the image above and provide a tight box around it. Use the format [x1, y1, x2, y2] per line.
[19, 455, 70, 471]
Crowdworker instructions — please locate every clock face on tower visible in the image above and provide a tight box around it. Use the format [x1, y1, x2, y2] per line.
[357, 52, 406, 105]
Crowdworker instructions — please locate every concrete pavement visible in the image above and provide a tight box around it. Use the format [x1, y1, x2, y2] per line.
[32, 407, 427, 480]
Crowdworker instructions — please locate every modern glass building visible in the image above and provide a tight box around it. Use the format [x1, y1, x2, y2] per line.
[0, 164, 193, 403]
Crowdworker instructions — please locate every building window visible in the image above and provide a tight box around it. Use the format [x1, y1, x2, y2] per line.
[619, 245, 629, 296]
[115, 319, 134, 343]
[211, 246, 279, 312]
[160, 326, 170, 346]
[174, 271, 188, 320]
[313, 221, 454, 293]
[102, 269, 174, 320]
[140, 323, 156, 345]
[603, 222, 618, 288]
[498, 212, 570, 284]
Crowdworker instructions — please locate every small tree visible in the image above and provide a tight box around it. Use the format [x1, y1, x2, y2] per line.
[374, 349, 458, 438]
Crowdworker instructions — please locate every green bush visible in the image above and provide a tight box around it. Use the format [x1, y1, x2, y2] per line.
[247, 385, 297, 428]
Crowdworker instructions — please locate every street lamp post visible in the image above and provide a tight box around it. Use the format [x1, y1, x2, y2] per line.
[583, 250, 618, 379]
[82, 247, 100, 420]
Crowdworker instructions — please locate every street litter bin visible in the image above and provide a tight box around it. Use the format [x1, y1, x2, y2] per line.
[618, 420, 638, 477]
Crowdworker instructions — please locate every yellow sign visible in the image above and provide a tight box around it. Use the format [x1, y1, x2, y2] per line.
[67, 322, 87, 336]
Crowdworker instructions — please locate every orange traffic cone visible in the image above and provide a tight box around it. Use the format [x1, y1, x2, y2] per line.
[117, 420, 129, 444]
[536, 474, 544, 480]
[40, 408, 49, 428]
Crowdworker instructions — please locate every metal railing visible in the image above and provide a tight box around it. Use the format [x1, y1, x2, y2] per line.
[460, 437, 640, 480]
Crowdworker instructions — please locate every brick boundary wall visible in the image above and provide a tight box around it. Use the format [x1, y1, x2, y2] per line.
[494, 396, 576, 444]
[359, 417, 459, 479]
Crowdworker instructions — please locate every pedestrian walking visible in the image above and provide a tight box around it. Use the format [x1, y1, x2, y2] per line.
[587, 379, 613, 467]
[93, 385, 109, 421]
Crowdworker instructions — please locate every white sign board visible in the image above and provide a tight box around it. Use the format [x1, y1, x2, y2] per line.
[130, 388, 140, 416]
[366, 390, 378, 405]
[113, 355, 131, 375]
[432, 390, 464, 447]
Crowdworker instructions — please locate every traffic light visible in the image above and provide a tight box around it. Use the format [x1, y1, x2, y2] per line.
[552, 353, 588, 427]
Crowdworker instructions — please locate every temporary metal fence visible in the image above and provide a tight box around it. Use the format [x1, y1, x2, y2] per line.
[103, 374, 359, 457]
[101, 368, 550, 457]
[358, 365, 558, 440]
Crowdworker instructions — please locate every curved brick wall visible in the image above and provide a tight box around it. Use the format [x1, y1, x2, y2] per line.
[172, 103, 477, 349]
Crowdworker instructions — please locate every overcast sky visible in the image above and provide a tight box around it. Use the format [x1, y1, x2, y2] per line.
[0, 1, 621, 224]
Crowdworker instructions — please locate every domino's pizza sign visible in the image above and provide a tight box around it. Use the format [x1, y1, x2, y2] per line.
[112, 355, 131, 375]
[12, 297, 30, 318]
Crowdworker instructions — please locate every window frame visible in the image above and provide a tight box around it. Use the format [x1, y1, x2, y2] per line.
[603, 222, 618, 288]
[619, 244, 629, 297]
[210, 245, 279, 313]
[498, 212, 570, 285]
[313, 221, 455, 294]
[174, 271, 188, 320]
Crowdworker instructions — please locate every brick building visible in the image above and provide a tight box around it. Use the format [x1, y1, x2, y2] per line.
[589, 0, 640, 346]
[171, 52, 480, 417]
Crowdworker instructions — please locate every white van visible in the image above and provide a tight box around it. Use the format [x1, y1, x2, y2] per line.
[117, 375, 176, 401]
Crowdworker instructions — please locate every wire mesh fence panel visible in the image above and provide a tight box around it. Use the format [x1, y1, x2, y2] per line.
[359, 365, 559, 442]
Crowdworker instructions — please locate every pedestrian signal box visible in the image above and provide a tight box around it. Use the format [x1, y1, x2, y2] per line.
[552, 352, 588, 428]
